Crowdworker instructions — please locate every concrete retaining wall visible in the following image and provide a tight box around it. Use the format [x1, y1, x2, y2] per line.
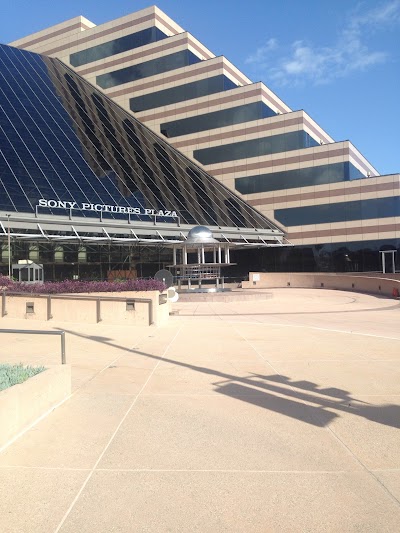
[242, 272, 400, 298]
[1, 291, 170, 326]
[0, 364, 71, 449]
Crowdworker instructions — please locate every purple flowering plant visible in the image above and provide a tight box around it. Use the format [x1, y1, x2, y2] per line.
[0, 275, 166, 294]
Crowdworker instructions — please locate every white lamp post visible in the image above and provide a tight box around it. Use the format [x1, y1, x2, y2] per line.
[6, 214, 11, 279]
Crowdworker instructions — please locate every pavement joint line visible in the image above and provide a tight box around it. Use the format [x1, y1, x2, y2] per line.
[314, 424, 400, 509]
[0, 465, 91, 471]
[172, 319, 400, 340]
[53, 325, 183, 533]
[360, 392, 400, 394]
[233, 326, 400, 510]
[0, 393, 72, 456]
[93, 468, 356, 474]
[266, 359, 396, 362]
[371, 468, 400, 472]
[187, 319, 400, 341]
[0, 466, 359, 473]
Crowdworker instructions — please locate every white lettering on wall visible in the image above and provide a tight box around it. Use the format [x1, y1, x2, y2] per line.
[36, 199, 178, 219]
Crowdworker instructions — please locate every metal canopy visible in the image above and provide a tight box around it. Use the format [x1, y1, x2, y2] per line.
[0, 213, 290, 248]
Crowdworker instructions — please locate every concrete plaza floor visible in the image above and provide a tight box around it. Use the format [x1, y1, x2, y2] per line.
[0, 288, 400, 532]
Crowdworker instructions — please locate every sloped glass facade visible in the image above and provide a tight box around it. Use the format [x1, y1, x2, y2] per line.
[0, 43, 278, 231]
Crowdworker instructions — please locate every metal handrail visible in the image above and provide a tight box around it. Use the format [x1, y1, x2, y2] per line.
[0, 329, 66, 364]
[1, 291, 154, 325]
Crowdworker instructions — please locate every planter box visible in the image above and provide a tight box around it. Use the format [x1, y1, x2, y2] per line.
[0, 364, 71, 449]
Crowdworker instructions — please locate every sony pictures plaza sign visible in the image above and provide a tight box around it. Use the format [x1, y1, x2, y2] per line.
[38, 199, 178, 218]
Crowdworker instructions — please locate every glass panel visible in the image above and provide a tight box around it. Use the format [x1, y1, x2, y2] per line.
[161, 102, 276, 138]
[70, 27, 168, 67]
[194, 131, 319, 165]
[96, 50, 202, 89]
[130, 75, 238, 112]
[347, 161, 365, 180]
[0, 43, 278, 231]
[235, 162, 365, 194]
[275, 197, 400, 226]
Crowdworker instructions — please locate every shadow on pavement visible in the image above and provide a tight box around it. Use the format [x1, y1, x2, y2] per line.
[58, 327, 400, 430]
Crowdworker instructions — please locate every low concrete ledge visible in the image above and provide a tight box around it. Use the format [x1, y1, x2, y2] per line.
[243, 272, 400, 299]
[1, 291, 170, 326]
[0, 364, 71, 449]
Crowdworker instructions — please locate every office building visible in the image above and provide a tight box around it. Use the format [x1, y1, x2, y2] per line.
[6, 6, 400, 273]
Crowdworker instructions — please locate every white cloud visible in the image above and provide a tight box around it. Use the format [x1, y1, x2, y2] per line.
[351, 0, 400, 27]
[245, 0, 399, 86]
[245, 38, 277, 65]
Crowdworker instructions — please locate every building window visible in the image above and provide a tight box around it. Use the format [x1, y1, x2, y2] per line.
[96, 50, 202, 89]
[130, 75, 238, 112]
[235, 162, 365, 194]
[160, 102, 276, 138]
[274, 196, 400, 226]
[70, 27, 168, 67]
[193, 131, 319, 165]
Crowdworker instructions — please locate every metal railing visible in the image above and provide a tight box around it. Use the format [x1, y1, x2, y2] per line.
[0, 329, 66, 364]
[1, 291, 154, 325]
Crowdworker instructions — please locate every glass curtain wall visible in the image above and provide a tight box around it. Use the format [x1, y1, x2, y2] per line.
[0, 43, 278, 230]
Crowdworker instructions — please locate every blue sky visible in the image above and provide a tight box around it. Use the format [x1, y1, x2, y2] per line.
[2, 0, 399, 175]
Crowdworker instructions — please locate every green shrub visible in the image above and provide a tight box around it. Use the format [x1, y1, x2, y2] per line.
[0, 363, 46, 392]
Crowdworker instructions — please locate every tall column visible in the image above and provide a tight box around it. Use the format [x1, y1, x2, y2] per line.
[2, 243, 12, 278]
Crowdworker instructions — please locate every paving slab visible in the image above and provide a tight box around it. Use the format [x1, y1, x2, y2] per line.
[79, 365, 155, 396]
[374, 471, 400, 502]
[58, 471, 400, 533]
[0, 391, 133, 469]
[238, 325, 400, 361]
[0, 468, 88, 533]
[98, 395, 360, 472]
[142, 361, 280, 395]
[269, 360, 400, 396]
[325, 395, 400, 470]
